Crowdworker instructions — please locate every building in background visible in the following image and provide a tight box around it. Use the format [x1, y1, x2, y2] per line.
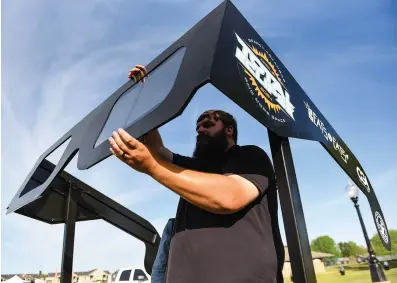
[2, 269, 109, 283]
[282, 247, 334, 278]
[75, 270, 110, 283]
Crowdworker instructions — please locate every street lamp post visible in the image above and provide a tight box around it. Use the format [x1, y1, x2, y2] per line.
[346, 181, 388, 282]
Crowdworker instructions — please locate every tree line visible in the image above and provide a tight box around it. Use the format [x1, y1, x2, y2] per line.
[309, 229, 397, 262]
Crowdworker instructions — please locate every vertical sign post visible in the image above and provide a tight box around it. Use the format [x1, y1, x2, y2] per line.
[268, 130, 317, 283]
[60, 183, 77, 283]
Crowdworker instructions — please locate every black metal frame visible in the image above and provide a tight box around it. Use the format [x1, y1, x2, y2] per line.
[7, 1, 391, 282]
[11, 158, 160, 275]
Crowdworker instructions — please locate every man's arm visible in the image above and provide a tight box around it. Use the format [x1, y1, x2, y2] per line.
[109, 129, 267, 214]
[143, 129, 173, 162]
[110, 129, 261, 214]
[109, 129, 268, 214]
[151, 158, 261, 215]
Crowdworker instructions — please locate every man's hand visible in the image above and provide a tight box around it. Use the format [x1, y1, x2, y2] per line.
[128, 65, 147, 83]
[109, 128, 160, 175]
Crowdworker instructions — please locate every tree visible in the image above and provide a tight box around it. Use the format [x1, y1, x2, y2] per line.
[371, 229, 397, 256]
[338, 241, 366, 257]
[311, 235, 340, 257]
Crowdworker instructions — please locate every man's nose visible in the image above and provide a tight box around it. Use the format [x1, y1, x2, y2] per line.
[197, 126, 207, 134]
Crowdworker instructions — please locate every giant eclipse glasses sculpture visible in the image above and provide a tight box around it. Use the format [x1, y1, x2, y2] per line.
[7, 1, 391, 283]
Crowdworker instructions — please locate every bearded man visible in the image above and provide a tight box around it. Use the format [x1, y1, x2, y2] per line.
[108, 65, 285, 283]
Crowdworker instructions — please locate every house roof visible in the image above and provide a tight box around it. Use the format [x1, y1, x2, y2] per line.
[46, 273, 76, 277]
[0, 275, 31, 283]
[74, 269, 98, 276]
[284, 247, 334, 262]
[74, 269, 110, 276]
[1, 275, 40, 281]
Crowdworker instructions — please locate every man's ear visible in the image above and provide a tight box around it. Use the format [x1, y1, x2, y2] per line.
[225, 126, 234, 137]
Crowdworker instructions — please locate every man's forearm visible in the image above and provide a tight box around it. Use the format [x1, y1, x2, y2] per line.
[145, 129, 173, 162]
[157, 146, 173, 163]
[150, 160, 243, 214]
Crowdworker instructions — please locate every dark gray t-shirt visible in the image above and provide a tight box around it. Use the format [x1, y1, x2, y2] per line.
[166, 145, 284, 283]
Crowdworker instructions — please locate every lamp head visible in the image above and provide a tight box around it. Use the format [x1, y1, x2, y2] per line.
[346, 180, 359, 200]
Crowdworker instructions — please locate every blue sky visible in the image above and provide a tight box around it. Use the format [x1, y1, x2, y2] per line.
[1, 0, 396, 274]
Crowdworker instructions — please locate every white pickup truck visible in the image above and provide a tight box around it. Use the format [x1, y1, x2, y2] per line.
[108, 266, 151, 283]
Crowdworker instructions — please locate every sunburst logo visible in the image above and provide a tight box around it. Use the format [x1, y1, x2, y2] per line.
[234, 33, 295, 122]
[251, 46, 285, 89]
[243, 69, 282, 113]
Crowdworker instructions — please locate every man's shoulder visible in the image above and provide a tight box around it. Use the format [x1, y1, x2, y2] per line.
[223, 145, 275, 186]
[227, 145, 273, 169]
[238, 144, 266, 152]
[234, 145, 271, 160]
[172, 153, 198, 170]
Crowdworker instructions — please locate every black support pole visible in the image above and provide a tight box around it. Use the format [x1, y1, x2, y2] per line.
[61, 182, 77, 283]
[268, 130, 317, 283]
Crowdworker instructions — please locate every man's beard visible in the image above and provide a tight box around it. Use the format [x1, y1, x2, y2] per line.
[193, 130, 229, 160]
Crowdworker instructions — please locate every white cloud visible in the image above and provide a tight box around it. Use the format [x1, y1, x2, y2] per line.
[1, 0, 184, 274]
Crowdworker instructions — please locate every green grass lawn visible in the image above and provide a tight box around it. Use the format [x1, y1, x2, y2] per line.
[284, 262, 397, 283]
[314, 268, 397, 283]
